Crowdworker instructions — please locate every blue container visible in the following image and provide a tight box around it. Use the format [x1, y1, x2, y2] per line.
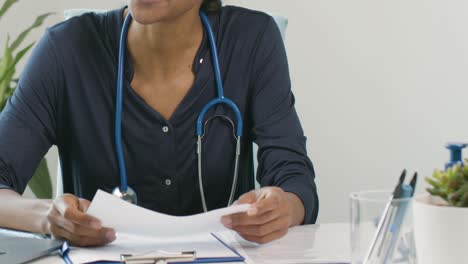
[445, 143, 467, 170]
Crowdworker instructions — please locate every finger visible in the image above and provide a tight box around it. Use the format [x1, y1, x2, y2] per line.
[239, 227, 288, 244]
[78, 198, 91, 213]
[48, 207, 115, 240]
[234, 191, 257, 205]
[49, 212, 115, 241]
[222, 190, 264, 227]
[74, 226, 115, 242]
[49, 221, 72, 241]
[54, 195, 101, 229]
[50, 223, 115, 247]
[248, 194, 281, 216]
[51, 225, 115, 246]
[54, 194, 79, 216]
[61, 205, 101, 229]
[48, 208, 75, 233]
[233, 216, 289, 237]
[228, 209, 279, 227]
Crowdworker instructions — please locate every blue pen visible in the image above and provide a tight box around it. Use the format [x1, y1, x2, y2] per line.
[381, 184, 413, 263]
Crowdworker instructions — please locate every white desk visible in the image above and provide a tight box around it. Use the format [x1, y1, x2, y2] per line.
[32, 223, 351, 264]
[235, 223, 350, 264]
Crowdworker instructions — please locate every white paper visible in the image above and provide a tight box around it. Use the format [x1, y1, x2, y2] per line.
[69, 233, 240, 263]
[87, 190, 251, 237]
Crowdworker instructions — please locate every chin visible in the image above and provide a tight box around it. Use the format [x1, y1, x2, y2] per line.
[129, 1, 170, 24]
[129, 0, 198, 25]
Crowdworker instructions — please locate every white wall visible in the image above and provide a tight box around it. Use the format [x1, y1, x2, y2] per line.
[226, 0, 468, 222]
[2, 0, 468, 222]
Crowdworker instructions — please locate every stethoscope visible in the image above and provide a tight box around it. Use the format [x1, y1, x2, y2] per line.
[112, 10, 243, 212]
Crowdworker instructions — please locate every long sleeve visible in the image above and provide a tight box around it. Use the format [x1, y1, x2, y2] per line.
[0, 31, 61, 193]
[250, 17, 319, 224]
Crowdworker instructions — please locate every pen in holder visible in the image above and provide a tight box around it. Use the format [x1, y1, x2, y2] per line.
[350, 170, 417, 264]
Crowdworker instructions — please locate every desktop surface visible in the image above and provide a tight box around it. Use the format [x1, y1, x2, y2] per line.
[29, 223, 351, 264]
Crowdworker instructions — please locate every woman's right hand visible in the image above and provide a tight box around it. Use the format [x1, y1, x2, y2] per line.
[46, 194, 116, 247]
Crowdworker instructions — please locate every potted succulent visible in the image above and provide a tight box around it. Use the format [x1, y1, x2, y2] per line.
[0, 0, 53, 198]
[413, 162, 468, 264]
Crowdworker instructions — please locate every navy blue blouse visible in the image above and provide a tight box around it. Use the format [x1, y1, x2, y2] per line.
[0, 6, 318, 223]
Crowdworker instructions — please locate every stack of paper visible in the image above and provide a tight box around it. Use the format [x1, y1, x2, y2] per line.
[67, 190, 251, 263]
[87, 190, 251, 238]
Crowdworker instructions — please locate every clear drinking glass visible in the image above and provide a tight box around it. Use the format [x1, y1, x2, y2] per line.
[350, 191, 416, 264]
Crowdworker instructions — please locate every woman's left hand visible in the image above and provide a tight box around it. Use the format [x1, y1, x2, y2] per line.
[221, 187, 305, 244]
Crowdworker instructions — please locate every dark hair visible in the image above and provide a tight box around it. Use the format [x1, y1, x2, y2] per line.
[202, 0, 222, 12]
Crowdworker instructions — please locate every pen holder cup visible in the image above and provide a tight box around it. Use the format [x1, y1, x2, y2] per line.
[350, 191, 416, 264]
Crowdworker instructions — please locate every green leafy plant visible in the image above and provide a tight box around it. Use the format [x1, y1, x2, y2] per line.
[0, 0, 54, 198]
[426, 161, 468, 207]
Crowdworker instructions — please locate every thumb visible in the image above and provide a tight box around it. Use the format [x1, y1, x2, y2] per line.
[55, 194, 80, 216]
[55, 194, 101, 228]
[78, 198, 91, 213]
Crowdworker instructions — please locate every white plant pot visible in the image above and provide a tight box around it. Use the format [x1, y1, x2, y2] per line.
[413, 194, 468, 264]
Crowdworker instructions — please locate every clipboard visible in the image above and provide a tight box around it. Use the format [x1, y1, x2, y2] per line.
[75, 233, 245, 264]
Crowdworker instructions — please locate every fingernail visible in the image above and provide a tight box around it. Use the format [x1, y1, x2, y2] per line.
[106, 231, 116, 241]
[247, 207, 258, 216]
[221, 217, 232, 228]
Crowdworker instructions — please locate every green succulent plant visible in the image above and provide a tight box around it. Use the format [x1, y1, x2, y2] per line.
[426, 161, 468, 207]
[0, 0, 54, 198]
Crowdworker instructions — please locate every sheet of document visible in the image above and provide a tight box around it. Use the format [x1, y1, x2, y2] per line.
[87, 190, 251, 237]
[69, 233, 240, 263]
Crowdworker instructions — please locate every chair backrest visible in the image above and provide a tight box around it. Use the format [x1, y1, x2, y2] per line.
[56, 8, 288, 196]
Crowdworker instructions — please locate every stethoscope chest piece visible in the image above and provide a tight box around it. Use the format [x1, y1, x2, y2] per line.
[112, 186, 138, 204]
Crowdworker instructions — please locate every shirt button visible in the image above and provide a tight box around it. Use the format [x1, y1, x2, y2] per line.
[165, 179, 172, 186]
[162, 126, 169, 133]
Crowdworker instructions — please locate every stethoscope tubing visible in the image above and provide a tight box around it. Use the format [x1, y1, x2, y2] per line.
[196, 11, 243, 138]
[115, 13, 133, 194]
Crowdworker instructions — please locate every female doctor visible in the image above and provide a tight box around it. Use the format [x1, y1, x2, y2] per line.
[0, 0, 318, 246]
